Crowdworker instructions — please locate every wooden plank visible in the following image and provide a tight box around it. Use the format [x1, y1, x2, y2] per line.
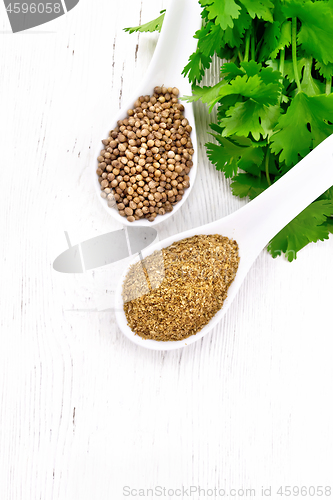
[0, 0, 332, 498]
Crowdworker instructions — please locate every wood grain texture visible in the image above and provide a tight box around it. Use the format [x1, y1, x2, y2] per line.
[0, 1, 332, 499]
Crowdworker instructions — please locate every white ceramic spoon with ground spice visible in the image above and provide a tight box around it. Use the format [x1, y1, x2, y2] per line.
[93, 0, 202, 226]
[115, 134, 333, 350]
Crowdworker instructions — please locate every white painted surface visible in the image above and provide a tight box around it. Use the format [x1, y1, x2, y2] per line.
[0, 1, 332, 499]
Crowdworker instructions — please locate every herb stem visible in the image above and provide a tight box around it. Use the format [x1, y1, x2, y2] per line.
[292, 17, 302, 93]
[278, 48, 285, 104]
[326, 78, 332, 95]
[279, 48, 285, 78]
[265, 146, 272, 186]
[251, 29, 255, 60]
[237, 50, 244, 62]
[244, 29, 250, 62]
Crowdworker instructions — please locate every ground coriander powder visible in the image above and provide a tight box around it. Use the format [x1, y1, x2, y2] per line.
[122, 234, 240, 341]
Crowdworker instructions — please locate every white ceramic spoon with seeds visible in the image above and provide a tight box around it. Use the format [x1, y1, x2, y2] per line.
[115, 135, 333, 350]
[93, 0, 202, 226]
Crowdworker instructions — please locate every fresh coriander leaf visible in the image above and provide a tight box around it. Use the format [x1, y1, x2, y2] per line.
[206, 134, 264, 177]
[218, 45, 238, 61]
[258, 63, 282, 87]
[209, 122, 224, 135]
[246, 64, 282, 87]
[239, 60, 262, 77]
[300, 58, 324, 96]
[200, 0, 241, 30]
[188, 72, 281, 112]
[259, 20, 291, 61]
[282, 0, 333, 65]
[271, 20, 291, 59]
[206, 142, 238, 177]
[231, 135, 262, 147]
[267, 200, 333, 261]
[220, 100, 280, 140]
[270, 92, 333, 167]
[265, 59, 279, 72]
[221, 62, 245, 81]
[218, 74, 282, 136]
[275, 57, 306, 84]
[324, 217, 333, 234]
[239, 0, 274, 22]
[318, 186, 333, 202]
[198, 23, 225, 57]
[258, 104, 281, 139]
[183, 80, 227, 112]
[223, 6, 252, 47]
[200, 6, 210, 22]
[258, 21, 280, 61]
[219, 74, 281, 105]
[194, 19, 214, 40]
[225, 60, 283, 87]
[272, 0, 289, 24]
[183, 22, 225, 84]
[216, 95, 240, 121]
[182, 11, 230, 83]
[124, 10, 165, 34]
[182, 50, 212, 84]
[315, 61, 333, 81]
[230, 172, 269, 199]
[245, 62, 266, 79]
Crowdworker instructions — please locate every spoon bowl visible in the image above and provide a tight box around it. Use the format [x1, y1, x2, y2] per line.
[93, 0, 202, 226]
[115, 135, 333, 349]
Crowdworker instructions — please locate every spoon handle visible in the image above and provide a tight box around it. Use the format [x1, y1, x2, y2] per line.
[140, 0, 202, 91]
[234, 134, 333, 255]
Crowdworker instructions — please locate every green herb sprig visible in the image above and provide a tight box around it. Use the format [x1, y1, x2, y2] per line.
[125, 0, 333, 260]
[124, 10, 165, 34]
[184, 0, 333, 261]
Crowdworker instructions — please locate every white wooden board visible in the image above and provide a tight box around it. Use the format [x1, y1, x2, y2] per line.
[0, 1, 332, 498]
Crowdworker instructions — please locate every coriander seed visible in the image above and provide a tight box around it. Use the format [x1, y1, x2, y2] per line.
[97, 85, 194, 221]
